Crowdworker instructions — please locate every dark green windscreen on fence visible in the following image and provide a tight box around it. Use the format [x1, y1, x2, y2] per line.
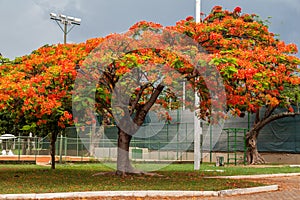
[257, 112, 300, 153]
[100, 110, 194, 151]
[213, 107, 300, 153]
[65, 108, 300, 153]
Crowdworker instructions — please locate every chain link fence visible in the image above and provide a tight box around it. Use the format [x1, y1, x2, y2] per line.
[2, 109, 299, 164]
[0, 121, 197, 163]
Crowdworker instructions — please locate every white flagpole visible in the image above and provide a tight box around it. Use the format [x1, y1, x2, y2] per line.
[194, 0, 202, 170]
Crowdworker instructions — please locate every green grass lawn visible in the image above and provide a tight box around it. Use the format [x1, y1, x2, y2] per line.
[0, 163, 299, 194]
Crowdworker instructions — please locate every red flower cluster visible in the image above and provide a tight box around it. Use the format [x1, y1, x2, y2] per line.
[186, 16, 194, 21]
[234, 6, 242, 13]
[212, 5, 222, 12]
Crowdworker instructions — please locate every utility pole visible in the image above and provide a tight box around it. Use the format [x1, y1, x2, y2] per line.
[50, 13, 81, 44]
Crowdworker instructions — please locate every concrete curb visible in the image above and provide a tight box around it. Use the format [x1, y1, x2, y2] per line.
[219, 185, 278, 196]
[0, 186, 278, 199]
[210, 172, 300, 179]
[0, 191, 219, 199]
[0, 185, 278, 200]
[3, 173, 299, 199]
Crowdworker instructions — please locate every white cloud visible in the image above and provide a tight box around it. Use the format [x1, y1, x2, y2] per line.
[1, 0, 300, 59]
[32, 0, 73, 13]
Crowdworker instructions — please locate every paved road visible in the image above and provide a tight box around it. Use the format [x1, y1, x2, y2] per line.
[203, 176, 300, 200]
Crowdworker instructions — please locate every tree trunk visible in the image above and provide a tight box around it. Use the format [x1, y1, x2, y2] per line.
[245, 109, 300, 164]
[50, 132, 57, 169]
[114, 84, 164, 176]
[116, 129, 138, 176]
[246, 130, 265, 164]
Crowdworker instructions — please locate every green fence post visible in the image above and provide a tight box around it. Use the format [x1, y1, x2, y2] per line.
[18, 135, 21, 161]
[81, 143, 84, 161]
[55, 137, 58, 156]
[186, 122, 189, 161]
[158, 142, 160, 160]
[210, 123, 212, 163]
[244, 129, 247, 165]
[176, 123, 179, 160]
[77, 134, 79, 157]
[234, 128, 237, 165]
[34, 136, 37, 162]
[59, 134, 63, 163]
[227, 129, 229, 164]
[64, 136, 67, 159]
[167, 123, 169, 141]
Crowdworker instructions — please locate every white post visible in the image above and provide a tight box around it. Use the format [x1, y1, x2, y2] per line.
[194, 95, 202, 170]
[59, 134, 63, 163]
[196, 0, 201, 23]
[183, 81, 186, 110]
[194, 0, 202, 170]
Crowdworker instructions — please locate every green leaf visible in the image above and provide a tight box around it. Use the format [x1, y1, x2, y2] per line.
[49, 50, 56, 55]
[20, 125, 31, 131]
[228, 66, 238, 73]
[20, 123, 36, 131]
[262, 82, 269, 87]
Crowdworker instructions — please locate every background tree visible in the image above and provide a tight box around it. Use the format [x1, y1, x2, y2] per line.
[0, 40, 103, 169]
[0, 56, 26, 135]
[172, 6, 300, 164]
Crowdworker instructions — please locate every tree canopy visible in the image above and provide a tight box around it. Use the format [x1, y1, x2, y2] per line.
[0, 6, 299, 168]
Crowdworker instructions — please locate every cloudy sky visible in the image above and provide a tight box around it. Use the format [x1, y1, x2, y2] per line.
[1, 0, 300, 59]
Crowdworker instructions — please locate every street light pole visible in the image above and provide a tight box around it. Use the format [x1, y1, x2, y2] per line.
[50, 13, 81, 44]
[64, 22, 67, 44]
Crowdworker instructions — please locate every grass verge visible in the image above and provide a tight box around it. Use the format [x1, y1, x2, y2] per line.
[0, 162, 299, 194]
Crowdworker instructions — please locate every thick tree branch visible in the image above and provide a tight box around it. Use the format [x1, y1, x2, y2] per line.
[133, 84, 164, 126]
[143, 84, 164, 112]
[263, 105, 277, 120]
[254, 108, 260, 125]
[254, 111, 300, 133]
[130, 83, 152, 115]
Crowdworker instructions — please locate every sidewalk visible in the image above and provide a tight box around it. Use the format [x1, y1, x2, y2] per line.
[2, 173, 300, 200]
[207, 174, 300, 200]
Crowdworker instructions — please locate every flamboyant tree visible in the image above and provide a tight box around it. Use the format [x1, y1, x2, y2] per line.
[171, 6, 300, 164]
[0, 6, 299, 172]
[72, 27, 221, 175]
[0, 40, 103, 169]
[76, 5, 300, 170]
[0, 56, 23, 135]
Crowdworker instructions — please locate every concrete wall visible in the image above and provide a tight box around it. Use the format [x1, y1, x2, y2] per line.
[94, 147, 300, 165]
[94, 147, 194, 161]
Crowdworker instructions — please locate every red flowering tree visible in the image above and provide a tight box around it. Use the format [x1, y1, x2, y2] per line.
[72, 25, 226, 175]
[1, 6, 299, 172]
[171, 6, 300, 164]
[0, 40, 103, 169]
[0, 56, 22, 135]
